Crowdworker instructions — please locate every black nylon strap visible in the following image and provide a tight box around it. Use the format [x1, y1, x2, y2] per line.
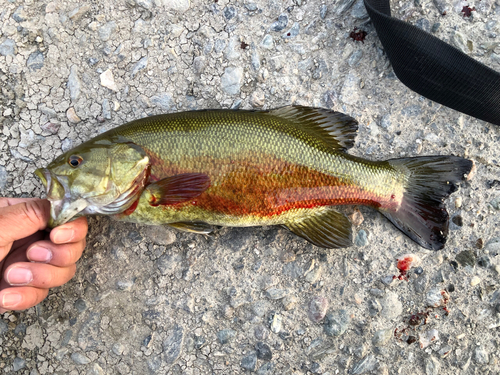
[364, 0, 500, 126]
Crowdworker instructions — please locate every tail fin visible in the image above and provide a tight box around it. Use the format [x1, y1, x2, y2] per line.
[381, 156, 473, 250]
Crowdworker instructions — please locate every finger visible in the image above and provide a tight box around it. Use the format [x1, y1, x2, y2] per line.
[50, 217, 88, 245]
[0, 197, 48, 209]
[4, 262, 76, 289]
[0, 286, 48, 312]
[27, 238, 86, 267]
[0, 200, 50, 254]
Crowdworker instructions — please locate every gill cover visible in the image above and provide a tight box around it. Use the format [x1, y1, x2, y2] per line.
[35, 140, 150, 227]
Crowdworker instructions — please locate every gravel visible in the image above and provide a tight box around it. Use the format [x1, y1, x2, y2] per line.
[1, 0, 499, 373]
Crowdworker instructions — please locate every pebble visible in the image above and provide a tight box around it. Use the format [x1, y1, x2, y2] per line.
[470, 276, 481, 287]
[432, 0, 448, 14]
[419, 329, 439, 349]
[100, 69, 118, 91]
[355, 229, 368, 246]
[282, 22, 300, 39]
[102, 99, 111, 119]
[270, 313, 282, 333]
[256, 342, 272, 360]
[66, 107, 81, 123]
[348, 50, 363, 67]
[372, 328, 393, 346]
[254, 325, 269, 340]
[98, 21, 117, 41]
[69, 4, 91, 21]
[27, 51, 44, 71]
[0, 39, 16, 56]
[351, 0, 369, 19]
[270, 14, 288, 32]
[455, 250, 475, 267]
[452, 31, 468, 54]
[455, 196, 463, 208]
[193, 56, 206, 74]
[13, 357, 26, 371]
[490, 197, 500, 210]
[257, 362, 274, 375]
[305, 263, 322, 283]
[425, 356, 440, 375]
[220, 67, 243, 95]
[438, 345, 452, 358]
[163, 324, 184, 363]
[413, 273, 428, 294]
[415, 18, 431, 32]
[71, 352, 91, 365]
[224, 6, 237, 20]
[266, 288, 288, 300]
[217, 329, 236, 344]
[320, 4, 328, 19]
[282, 294, 298, 311]
[55, 348, 69, 361]
[368, 299, 382, 316]
[12, 6, 27, 22]
[131, 56, 148, 77]
[250, 90, 265, 108]
[426, 288, 449, 307]
[381, 292, 402, 320]
[349, 208, 364, 226]
[260, 34, 274, 49]
[484, 237, 500, 253]
[74, 298, 87, 313]
[474, 346, 489, 364]
[350, 354, 377, 374]
[151, 93, 173, 111]
[88, 363, 105, 375]
[68, 65, 81, 101]
[308, 296, 329, 323]
[162, 0, 190, 12]
[0, 318, 8, 335]
[241, 352, 257, 371]
[324, 309, 350, 336]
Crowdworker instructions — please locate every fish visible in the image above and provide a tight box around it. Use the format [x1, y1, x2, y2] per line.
[35, 106, 473, 250]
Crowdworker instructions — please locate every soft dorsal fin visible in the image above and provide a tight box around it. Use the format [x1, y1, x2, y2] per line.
[285, 207, 353, 248]
[268, 106, 359, 152]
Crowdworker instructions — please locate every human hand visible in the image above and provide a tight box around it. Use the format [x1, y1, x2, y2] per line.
[0, 198, 88, 312]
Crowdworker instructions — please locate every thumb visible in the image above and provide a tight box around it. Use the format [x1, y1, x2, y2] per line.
[0, 199, 50, 254]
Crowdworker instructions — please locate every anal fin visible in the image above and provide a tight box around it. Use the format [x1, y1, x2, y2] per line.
[168, 222, 214, 234]
[285, 207, 352, 248]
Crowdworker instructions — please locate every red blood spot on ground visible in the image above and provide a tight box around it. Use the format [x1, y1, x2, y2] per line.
[396, 256, 413, 281]
[462, 5, 475, 17]
[349, 28, 367, 43]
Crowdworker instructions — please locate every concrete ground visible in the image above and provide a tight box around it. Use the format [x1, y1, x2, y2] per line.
[0, 0, 499, 374]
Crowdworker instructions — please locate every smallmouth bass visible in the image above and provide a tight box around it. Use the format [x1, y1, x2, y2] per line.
[35, 106, 473, 249]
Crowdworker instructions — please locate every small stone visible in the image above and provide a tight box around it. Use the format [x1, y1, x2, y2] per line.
[71, 352, 91, 365]
[451, 215, 463, 227]
[69, 4, 91, 21]
[432, 0, 448, 15]
[454, 196, 462, 208]
[100, 69, 118, 91]
[270, 313, 282, 333]
[282, 295, 297, 311]
[98, 21, 117, 41]
[257, 362, 274, 375]
[12, 6, 27, 22]
[250, 90, 265, 108]
[163, 324, 184, 363]
[372, 328, 393, 346]
[221, 67, 243, 95]
[260, 34, 274, 49]
[477, 256, 490, 268]
[131, 56, 148, 78]
[368, 299, 382, 316]
[425, 356, 440, 375]
[254, 325, 269, 340]
[151, 93, 173, 111]
[474, 346, 489, 364]
[455, 250, 475, 268]
[0, 39, 16, 56]
[102, 99, 111, 119]
[240, 352, 257, 371]
[27, 51, 44, 71]
[381, 292, 402, 320]
[490, 197, 500, 210]
[355, 229, 368, 246]
[324, 309, 350, 336]
[438, 345, 452, 358]
[351, 0, 369, 19]
[320, 4, 328, 19]
[266, 288, 288, 300]
[256, 342, 272, 360]
[350, 354, 378, 374]
[413, 273, 428, 294]
[224, 6, 237, 20]
[74, 298, 87, 312]
[217, 329, 236, 344]
[349, 208, 364, 226]
[68, 65, 81, 101]
[0, 319, 8, 335]
[484, 237, 500, 253]
[55, 348, 69, 361]
[193, 56, 206, 74]
[308, 296, 329, 323]
[66, 107, 81, 123]
[13, 357, 26, 371]
[426, 288, 449, 307]
[282, 22, 300, 39]
[88, 363, 105, 375]
[470, 276, 481, 286]
[270, 14, 288, 32]
[419, 329, 439, 349]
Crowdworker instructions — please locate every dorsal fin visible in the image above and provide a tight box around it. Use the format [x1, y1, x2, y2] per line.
[268, 106, 359, 152]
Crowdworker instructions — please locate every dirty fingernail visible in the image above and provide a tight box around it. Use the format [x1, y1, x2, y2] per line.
[28, 246, 53, 263]
[2, 292, 23, 308]
[6, 267, 33, 286]
[53, 228, 74, 243]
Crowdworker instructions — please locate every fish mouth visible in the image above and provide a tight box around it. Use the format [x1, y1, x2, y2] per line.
[35, 168, 89, 228]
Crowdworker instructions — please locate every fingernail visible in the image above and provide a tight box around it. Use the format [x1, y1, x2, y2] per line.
[2, 292, 23, 308]
[53, 228, 74, 244]
[28, 246, 53, 263]
[6, 267, 33, 286]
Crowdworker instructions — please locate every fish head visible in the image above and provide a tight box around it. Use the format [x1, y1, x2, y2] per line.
[35, 139, 150, 228]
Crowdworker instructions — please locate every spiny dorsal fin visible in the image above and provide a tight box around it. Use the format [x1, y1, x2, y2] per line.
[268, 106, 359, 152]
[285, 207, 353, 248]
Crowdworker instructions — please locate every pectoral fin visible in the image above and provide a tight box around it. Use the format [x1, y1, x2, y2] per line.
[285, 207, 352, 248]
[146, 173, 210, 206]
[168, 222, 214, 234]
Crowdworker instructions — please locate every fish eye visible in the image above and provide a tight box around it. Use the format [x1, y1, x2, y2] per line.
[68, 155, 83, 168]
